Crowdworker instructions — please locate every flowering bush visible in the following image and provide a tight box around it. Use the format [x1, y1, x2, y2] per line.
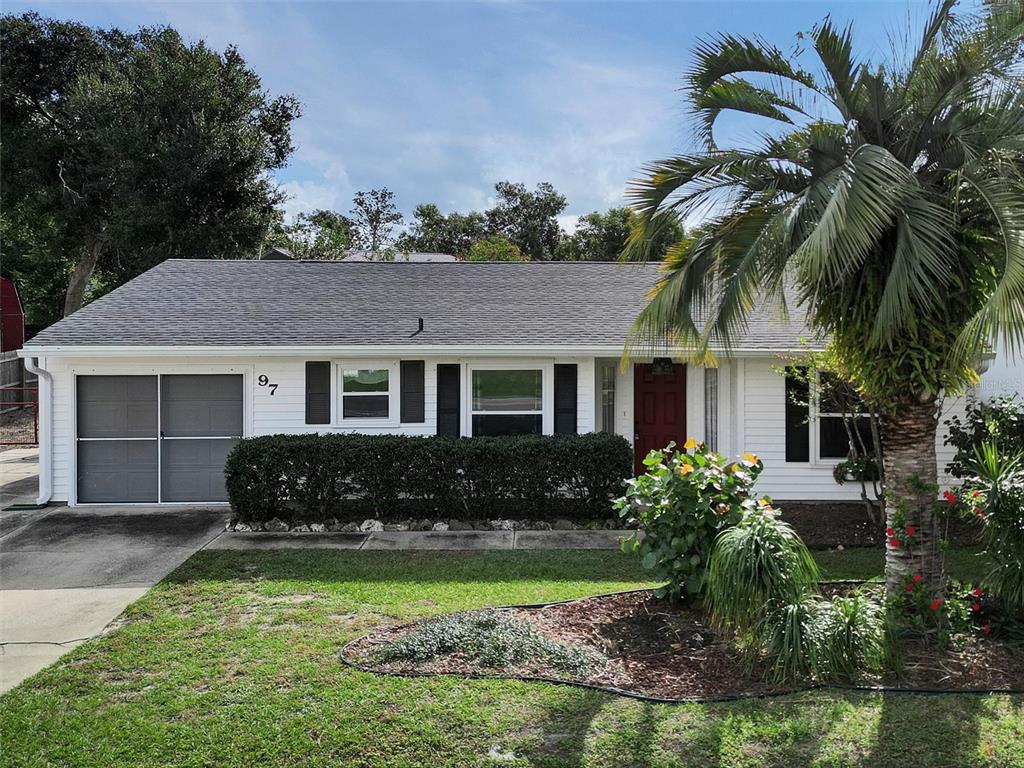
[892, 570, 991, 643]
[614, 439, 763, 602]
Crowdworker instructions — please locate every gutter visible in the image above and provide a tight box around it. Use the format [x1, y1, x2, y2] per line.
[21, 356, 53, 506]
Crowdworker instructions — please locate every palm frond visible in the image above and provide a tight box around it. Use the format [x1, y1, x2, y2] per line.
[693, 79, 803, 147]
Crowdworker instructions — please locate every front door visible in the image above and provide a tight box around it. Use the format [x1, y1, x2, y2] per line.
[633, 363, 686, 474]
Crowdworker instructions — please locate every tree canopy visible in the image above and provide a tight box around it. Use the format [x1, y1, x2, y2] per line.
[0, 12, 300, 324]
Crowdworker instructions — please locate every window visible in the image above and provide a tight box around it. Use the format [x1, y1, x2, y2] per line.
[599, 362, 616, 433]
[704, 367, 718, 451]
[816, 372, 875, 460]
[471, 368, 543, 436]
[340, 366, 392, 420]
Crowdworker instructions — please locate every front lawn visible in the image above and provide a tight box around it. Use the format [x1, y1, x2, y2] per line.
[2, 548, 1021, 768]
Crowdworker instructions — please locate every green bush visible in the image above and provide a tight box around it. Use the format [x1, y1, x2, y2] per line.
[224, 432, 632, 523]
[959, 442, 1024, 615]
[944, 395, 1024, 479]
[707, 507, 820, 633]
[373, 610, 606, 675]
[613, 440, 763, 602]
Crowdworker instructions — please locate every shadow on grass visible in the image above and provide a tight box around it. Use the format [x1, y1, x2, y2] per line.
[164, 548, 651, 586]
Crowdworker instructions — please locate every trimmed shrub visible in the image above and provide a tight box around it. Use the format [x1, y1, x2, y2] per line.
[224, 432, 632, 523]
[613, 440, 763, 602]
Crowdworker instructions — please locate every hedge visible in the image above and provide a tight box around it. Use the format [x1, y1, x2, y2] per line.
[224, 432, 633, 523]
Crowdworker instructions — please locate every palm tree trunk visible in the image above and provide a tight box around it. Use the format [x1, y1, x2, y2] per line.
[63, 236, 104, 317]
[881, 399, 942, 596]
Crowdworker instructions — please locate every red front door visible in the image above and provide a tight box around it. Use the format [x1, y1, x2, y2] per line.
[633, 363, 686, 475]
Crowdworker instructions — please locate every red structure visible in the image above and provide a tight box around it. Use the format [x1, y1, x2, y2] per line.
[1, 277, 26, 352]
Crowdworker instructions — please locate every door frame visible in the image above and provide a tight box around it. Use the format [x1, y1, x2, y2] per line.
[632, 362, 687, 474]
[70, 364, 252, 506]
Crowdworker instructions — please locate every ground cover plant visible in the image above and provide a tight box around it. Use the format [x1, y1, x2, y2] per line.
[3, 548, 1022, 768]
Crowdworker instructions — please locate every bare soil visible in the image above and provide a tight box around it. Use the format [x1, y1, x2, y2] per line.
[343, 590, 1024, 700]
[0, 408, 36, 451]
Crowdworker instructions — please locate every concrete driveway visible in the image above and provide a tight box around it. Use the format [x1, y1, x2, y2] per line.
[1, 505, 226, 692]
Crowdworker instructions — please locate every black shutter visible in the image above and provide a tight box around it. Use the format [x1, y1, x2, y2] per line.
[553, 364, 578, 435]
[784, 366, 810, 462]
[400, 361, 425, 423]
[305, 361, 331, 425]
[436, 364, 460, 436]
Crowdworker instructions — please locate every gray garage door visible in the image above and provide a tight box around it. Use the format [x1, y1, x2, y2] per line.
[76, 374, 242, 503]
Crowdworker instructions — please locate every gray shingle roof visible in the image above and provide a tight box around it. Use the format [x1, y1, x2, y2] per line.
[25, 259, 819, 349]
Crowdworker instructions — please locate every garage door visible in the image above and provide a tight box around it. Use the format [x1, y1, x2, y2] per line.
[77, 374, 242, 503]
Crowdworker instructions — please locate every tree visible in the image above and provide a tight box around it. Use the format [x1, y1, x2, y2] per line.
[1, 13, 300, 316]
[395, 203, 487, 257]
[269, 209, 354, 259]
[556, 206, 688, 261]
[350, 188, 403, 253]
[486, 181, 566, 260]
[465, 235, 525, 262]
[625, 0, 1024, 599]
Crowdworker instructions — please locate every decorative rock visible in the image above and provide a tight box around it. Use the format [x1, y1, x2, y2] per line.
[292, 524, 311, 532]
[448, 519, 474, 531]
[234, 522, 252, 532]
[584, 520, 604, 530]
[410, 519, 433, 531]
[359, 519, 384, 533]
[431, 521, 450, 531]
[488, 519, 516, 531]
[531, 520, 552, 531]
[341, 522, 360, 532]
[309, 522, 326, 532]
[552, 518, 576, 531]
[384, 522, 410, 531]
[225, 520, 237, 531]
[327, 519, 347, 532]
[603, 519, 620, 530]
[263, 518, 289, 533]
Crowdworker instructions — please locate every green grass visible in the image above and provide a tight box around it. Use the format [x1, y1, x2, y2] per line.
[1, 548, 1020, 768]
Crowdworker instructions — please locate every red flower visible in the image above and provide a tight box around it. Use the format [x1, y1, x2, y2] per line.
[972, 490, 980, 499]
[975, 507, 985, 519]
[912, 573, 923, 583]
[930, 598, 943, 611]
[885, 527, 895, 536]
[983, 624, 992, 634]
[905, 526, 917, 536]
[889, 537, 901, 548]
[904, 582, 915, 592]
[943, 490, 957, 505]
[973, 586, 982, 598]
[972, 602, 982, 613]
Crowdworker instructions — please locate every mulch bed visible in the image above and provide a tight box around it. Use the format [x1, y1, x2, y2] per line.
[342, 589, 1024, 701]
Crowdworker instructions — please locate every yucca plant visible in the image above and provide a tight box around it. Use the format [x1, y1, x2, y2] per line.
[707, 504, 820, 633]
[813, 592, 886, 681]
[755, 599, 819, 684]
[626, 0, 1024, 600]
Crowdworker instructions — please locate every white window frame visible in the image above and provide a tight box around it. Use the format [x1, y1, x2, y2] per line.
[464, 360, 553, 437]
[334, 360, 400, 427]
[810, 371, 873, 465]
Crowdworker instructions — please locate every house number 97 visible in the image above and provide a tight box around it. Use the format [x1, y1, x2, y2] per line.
[257, 375, 278, 395]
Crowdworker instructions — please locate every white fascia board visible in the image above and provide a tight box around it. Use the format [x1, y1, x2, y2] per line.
[18, 344, 825, 359]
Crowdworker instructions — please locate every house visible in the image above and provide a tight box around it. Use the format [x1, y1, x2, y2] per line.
[20, 259, 974, 507]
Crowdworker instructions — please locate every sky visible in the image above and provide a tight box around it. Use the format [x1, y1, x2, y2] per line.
[7, 0, 952, 229]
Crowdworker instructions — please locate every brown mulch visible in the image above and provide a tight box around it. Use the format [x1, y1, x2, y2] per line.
[342, 590, 1024, 701]
[778, 501, 982, 548]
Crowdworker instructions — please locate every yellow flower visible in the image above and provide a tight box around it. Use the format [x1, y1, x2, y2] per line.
[683, 437, 698, 450]
[679, 463, 695, 476]
[741, 452, 759, 464]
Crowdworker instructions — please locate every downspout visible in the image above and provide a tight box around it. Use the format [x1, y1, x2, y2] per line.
[22, 356, 53, 506]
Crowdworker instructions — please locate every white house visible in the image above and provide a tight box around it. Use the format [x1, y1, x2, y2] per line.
[18, 259, 991, 507]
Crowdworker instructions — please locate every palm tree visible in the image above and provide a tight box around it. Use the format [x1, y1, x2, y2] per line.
[625, 0, 1024, 597]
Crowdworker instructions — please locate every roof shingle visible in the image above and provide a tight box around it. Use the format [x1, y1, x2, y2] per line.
[26, 259, 818, 349]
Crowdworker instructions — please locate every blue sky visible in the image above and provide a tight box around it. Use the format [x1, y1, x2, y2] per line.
[9, 1, 948, 228]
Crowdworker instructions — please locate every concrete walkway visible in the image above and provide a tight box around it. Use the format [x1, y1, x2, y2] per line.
[207, 528, 631, 551]
[1, 447, 40, 509]
[1, 505, 226, 693]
